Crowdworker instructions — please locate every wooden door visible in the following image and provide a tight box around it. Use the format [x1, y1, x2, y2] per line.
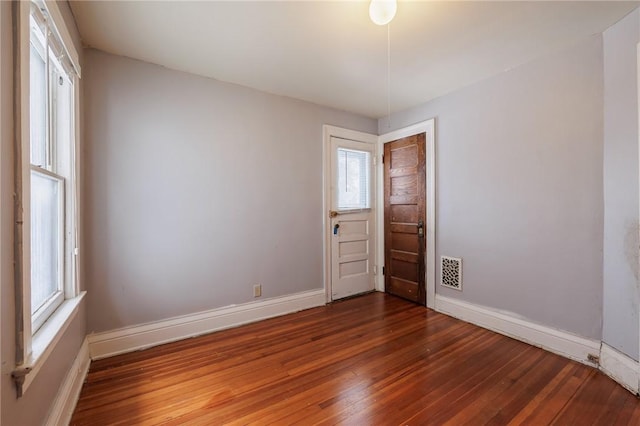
[330, 137, 375, 300]
[384, 133, 426, 305]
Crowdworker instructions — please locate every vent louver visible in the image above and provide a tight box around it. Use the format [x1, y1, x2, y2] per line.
[441, 256, 462, 290]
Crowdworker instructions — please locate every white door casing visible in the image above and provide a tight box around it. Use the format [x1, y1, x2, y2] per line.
[323, 126, 377, 302]
[378, 119, 436, 309]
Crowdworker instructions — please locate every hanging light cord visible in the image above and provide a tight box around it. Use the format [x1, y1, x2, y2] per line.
[386, 23, 391, 128]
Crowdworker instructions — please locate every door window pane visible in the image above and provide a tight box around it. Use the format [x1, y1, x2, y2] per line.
[30, 170, 62, 313]
[337, 148, 370, 209]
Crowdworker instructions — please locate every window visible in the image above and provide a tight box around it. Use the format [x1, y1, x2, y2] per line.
[337, 148, 371, 210]
[29, 8, 75, 333]
[13, 0, 82, 398]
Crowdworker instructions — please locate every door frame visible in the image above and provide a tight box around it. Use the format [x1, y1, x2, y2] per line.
[637, 42, 640, 371]
[378, 119, 436, 308]
[323, 125, 378, 303]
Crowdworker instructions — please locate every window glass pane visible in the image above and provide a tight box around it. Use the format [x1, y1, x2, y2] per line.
[53, 67, 73, 177]
[30, 42, 47, 167]
[30, 170, 61, 313]
[337, 148, 370, 210]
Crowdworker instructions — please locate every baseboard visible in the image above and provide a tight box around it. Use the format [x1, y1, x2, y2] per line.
[434, 295, 601, 366]
[88, 289, 326, 360]
[600, 343, 640, 395]
[45, 337, 91, 426]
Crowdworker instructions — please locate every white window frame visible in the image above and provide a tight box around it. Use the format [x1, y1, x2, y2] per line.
[28, 11, 68, 334]
[12, 0, 84, 398]
[29, 167, 65, 332]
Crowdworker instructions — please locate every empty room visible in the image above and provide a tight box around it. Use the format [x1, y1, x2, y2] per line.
[1, 0, 640, 424]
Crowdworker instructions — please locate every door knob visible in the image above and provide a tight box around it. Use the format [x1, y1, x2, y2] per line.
[417, 220, 424, 238]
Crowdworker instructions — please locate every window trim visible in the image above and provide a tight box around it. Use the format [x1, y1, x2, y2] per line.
[11, 0, 82, 398]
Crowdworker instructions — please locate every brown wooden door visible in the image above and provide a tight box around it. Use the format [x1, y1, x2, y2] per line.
[384, 133, 426, 305]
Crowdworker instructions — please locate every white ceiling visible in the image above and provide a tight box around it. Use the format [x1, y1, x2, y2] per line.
[70, 1, 639, 119]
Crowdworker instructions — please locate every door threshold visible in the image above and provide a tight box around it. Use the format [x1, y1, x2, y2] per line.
[330, 290, 378, 304]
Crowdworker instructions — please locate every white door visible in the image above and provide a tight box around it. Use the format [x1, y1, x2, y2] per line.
[330, 137, 375, 300]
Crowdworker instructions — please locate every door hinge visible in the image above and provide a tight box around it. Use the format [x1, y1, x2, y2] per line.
[382, 266, 385, 275]
[381, 154, 385, 164]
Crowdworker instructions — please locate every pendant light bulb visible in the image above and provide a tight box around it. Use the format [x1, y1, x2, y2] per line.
[369, 0, 397, 26]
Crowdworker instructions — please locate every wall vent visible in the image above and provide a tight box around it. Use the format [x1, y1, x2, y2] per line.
[441, 256, 462, 290]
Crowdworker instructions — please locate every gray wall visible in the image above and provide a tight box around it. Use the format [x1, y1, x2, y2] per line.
[83, 49, 377, 332]
[380, 36, 605, 340]
[603, 9, 640, 361]
[1, 2, 87, 425]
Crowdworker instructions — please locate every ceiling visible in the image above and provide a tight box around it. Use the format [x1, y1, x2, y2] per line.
[70, 1, 639, 119]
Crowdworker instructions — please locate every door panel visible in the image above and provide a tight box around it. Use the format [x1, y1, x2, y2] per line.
[391, 175, 418, 194]
[390, 145, 418, 168]
[391, 250, 418, 263]
[339, 240, 367, 256]
[392, 259, 418, 281]
[384, 133, 426, 305]
[391, 233, 419, 253]
[388, 277, 418, 301]
[390, 205, 418, 223]
[330, 137, 375, 300]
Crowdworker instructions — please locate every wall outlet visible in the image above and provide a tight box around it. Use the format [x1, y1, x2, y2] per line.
[253, 284, 262, 298]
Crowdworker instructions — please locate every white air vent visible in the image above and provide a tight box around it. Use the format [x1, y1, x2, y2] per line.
[441, 256, 462, 290]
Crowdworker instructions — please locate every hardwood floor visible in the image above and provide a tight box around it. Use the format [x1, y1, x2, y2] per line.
[71, 293, 640, 425]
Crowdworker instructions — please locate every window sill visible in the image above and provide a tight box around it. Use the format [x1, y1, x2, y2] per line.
[336, 208, 372, 214]
[12, 291, 86, 397]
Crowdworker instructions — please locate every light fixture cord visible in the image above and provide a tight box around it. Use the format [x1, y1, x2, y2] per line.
[387, 23, 391, 129]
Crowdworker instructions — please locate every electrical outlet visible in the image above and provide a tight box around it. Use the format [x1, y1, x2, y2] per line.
[253, 284, 262, 298]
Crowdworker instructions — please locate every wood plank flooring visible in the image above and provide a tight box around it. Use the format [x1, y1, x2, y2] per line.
[71, 293, 640, 425]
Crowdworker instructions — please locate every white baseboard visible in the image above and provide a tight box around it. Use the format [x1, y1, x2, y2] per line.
[88, 289, 326, 360]
[434, 295, 601, 366]
[600, 343, 640, 395]
[45, 337, 90, 426]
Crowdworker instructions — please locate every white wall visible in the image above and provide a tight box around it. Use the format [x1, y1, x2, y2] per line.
[83, 49, 377, 333]
[602, 9, 640, 361]
[1, 2, 87, 425]
[380, 36, 605, 340]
